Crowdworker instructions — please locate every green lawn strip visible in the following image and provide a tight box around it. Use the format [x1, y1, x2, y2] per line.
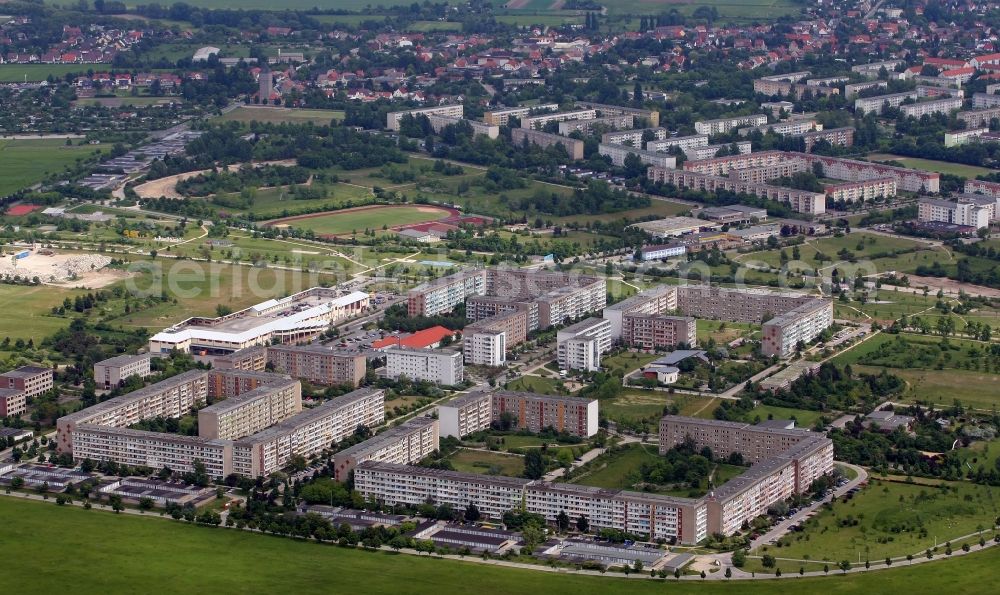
[2, 496, 1000, 594]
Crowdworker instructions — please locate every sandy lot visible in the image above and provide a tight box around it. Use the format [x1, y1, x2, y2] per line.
[0, 251, 123, 288]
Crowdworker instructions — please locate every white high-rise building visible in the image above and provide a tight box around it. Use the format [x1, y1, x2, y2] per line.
[385, 347, 464, 385]
[556, 317, 612, 372]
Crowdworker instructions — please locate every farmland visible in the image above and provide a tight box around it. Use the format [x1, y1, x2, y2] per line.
[0, 138, 107, 197]
[3, 496, 1000, 594]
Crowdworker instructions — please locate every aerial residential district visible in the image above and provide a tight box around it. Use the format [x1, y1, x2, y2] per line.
[3, 0, 1000, 594]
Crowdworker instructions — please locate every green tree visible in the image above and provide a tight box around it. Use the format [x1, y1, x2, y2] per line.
[524, 450, 546, 479]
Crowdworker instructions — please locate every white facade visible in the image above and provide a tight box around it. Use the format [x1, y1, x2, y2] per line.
[385, 347, 463, 385]
[437, 391, 493, 438]
[386, 104, 464, 131]
[918, 197, 992, 229]
[598, 143, 676, 168]
[556, 317, 612, 372]
[646, 134, 709, 152]
[694, 115, 767, 135]
[464, 330, 506, 367]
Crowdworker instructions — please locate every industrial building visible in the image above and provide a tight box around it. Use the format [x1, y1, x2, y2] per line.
[148, 287, 369, 355]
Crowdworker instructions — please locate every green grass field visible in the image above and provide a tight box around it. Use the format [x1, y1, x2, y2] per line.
[866, 153, 995, 179]
[570, 443, 663, 490]
[444, 448, 525, 477]
[0, 64, 92, 82]
[267, 205, 449, 236]
[752, 479, 999, 564]
[0, 284, 85, 342]
[599, 0, 801, 19]
[214, 107, 345, 126]
[3, 496, 1000, 594]
[737, 233, 929, 272]
[103, 260, 339, 331]
[505, 375, 565, 394]
[0, 139, 106, 196]
[745, 404, 826, 428]
[601, 351, 660, 374]
[570, 443, 748, 497]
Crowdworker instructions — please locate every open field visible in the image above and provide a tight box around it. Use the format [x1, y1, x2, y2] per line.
[570, 443, 748, 498]
[213, 106, 345, 126]
[408, 20, 464, 31]
[832, 289, 942, 323]
[737, 232, 929, 272]
[831, 333, 1000, 408]
[102, 260, 339, 331]
[866, 153, 995, 178]
[601, 351, 661, 374]
[506, 375, 565, 394]
[569, 443, 663, 490]
[2, 496, 1000, 594]
[266, 205, 454, 236]
[857, 365, 1000, 410]
[752, 479, 1000, 564]
[0, 284, 85, 342]
[0, 139, 105, 197]
[600, 0, 801, 19]
[745, 404, 827, 428]
[0, 64, 91, 82]
[444, 448, 524, 477]
[601, 389, 721, 426]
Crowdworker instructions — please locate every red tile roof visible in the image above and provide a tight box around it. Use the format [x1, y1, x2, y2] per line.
[372, 325, 454, 350]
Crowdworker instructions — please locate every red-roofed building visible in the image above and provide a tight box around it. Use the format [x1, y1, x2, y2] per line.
[924, 57, 969, 69]
[372, 326, 455, 351]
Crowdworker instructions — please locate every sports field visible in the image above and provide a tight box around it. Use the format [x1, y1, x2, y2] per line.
[1, 497, 999, 594]
[266, 205, 454, 236]
[0, 138, 106, 196]
[213, 106, 345, 126]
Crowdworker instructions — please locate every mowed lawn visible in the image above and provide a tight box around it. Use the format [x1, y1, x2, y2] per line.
[866, 153, 995, 178]
[444, 448, 525, 477]
[268, 206, 448, 235]
[753, 480, 1000, 563]
[3, 497, 1000, 594]
[213, 106, 345, 126]
[0, 139, 105, 196]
